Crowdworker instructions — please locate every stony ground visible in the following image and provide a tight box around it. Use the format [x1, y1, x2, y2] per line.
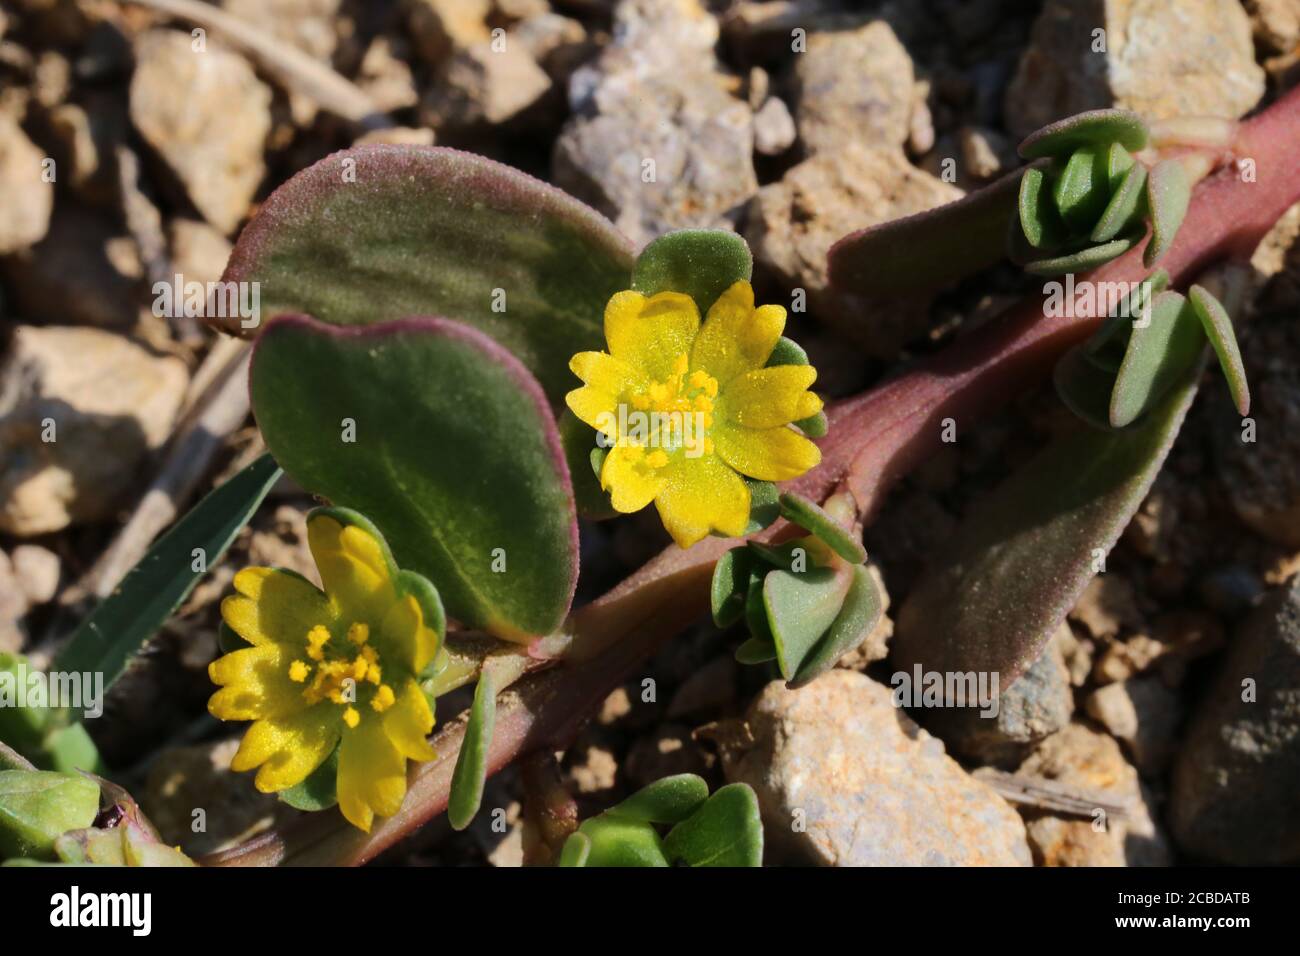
[2, 0, 1299, 866]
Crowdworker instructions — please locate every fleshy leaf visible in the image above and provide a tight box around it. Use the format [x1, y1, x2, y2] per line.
[279, 747, 339, 812]
[250, 315, 579, 641]
[559, 409, 617, 521]
[735, 634, 778, 665]
[778, 492, 867, 564]
[0, 770, 99, 861]
[1018, 108, 1149, 159]
[662, 783, 763, 867]
[631, 229, 752, 316]
[789, 564, 884, 688]
[1091, 162, 1147, 243]
[557, 831, 591, 867]
[894, 372, 1200, 686]
[1144, 159, 1191, 267]
[609, 774, 709, 825]
[1110, 291, 1204, 428]
[828, 166, 1025, 297]
[1018, 164, 1064, 249]
[53, 454, 281, 712]
[1188, 284, 1250, 416]
[763, 565, 852, 681]
[742, 479, 781, 535]
[711, 546, 754, 628]
[1024, 236, 1135, 276]
[1105, 143, 1136, 189]
[1052, 146, 1108, 230]
[219, 145, 634, 403]
[1053, 343, 1122, 430]
[448, 667, 497, 831]
[577, 815, 669, 867]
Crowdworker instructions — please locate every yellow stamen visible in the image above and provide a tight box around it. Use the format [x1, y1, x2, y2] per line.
[288, 660, 310, 683]
[371, 684, 396, 713]
[646, 449, 669, 469]
[343, 706, 360, 729]
[347, 622, 370, 645]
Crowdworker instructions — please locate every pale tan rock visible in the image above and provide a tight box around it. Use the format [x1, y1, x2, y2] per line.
[421, 39, 551, 128]
[408, 0, 492, 65]
[129, 30, 271, 234]
[9, 544, 60, 605]
[168, 218, 232, 289]
[0, 113, 53, 254]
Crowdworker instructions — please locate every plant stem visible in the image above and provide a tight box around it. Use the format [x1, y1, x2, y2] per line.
[207, 84, 1300, 867]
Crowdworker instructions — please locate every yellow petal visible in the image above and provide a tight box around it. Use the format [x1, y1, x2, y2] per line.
[308, 514, 397, 620]
[380, 593, 438, 674]
[690, 281, 785, 386]
[207, 643, 308, 721]
[713, 422, 822, 481]
[569, 350, 644, 397]
[220, 567, 332, 647]
[337, 717, 408, 832]
[565, 385, 620, 440]
[654, 455, 750, 548]
[231, 704, 339, 793]
[717, 365, 820, 429]
[383, 680, 436, 762]
[605, 290, 700, 380]
[601, 442, 666, 513]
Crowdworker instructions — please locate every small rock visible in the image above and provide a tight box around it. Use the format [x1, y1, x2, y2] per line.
[552, 0, 757, 247]
[9, 544, 59, 605]
[907, 82, 936, 156]
[1017, 722, 1172, 866]
[0, 113, 53, 253]
[743, 144, 961, 358]
[1245, 0, 1300, 53]
[129, 30, 271, 234]
[752, 96, 796, 156]
[716, 670, 1031, 865]
[1055, 623, 1094, 687]
[1085, 677, 1183, 774]
[0, 325, 188, 536]
[421, 39, 552, 129]
[1005, 0, 1265, 140]
[141, 739, 290, 856]
[0, 550, 29, 653]
[355, 35, 419, 113]
[408, 0, 492, 65]
[1170, 575, 1300, 863]
[513, 13, 591, 82]
[792, 20, 914, 156]
[958, 124, 1011, 181]
[168, 218, 232, 290]
[834, 561, 893, 670]
[924, 626, 1075, 768]
[1069, 575, 1142, 641]
[624, 723, 710, 790]
[563, 728, 619, 795]
[352, 126, 437, 148]
[221, 0, 342, 126]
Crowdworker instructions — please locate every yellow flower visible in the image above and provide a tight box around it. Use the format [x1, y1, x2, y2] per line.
[208, 510, 442, 832]
[566, 280, 823, 547]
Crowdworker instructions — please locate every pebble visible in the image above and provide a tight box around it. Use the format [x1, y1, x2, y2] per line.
[0, 113, 53, 254]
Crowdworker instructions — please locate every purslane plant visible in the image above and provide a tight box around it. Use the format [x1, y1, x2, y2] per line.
[4, 84, 1300, 865]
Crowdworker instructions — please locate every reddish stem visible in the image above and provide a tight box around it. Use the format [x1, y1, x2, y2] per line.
[206, 85, 1300, 867]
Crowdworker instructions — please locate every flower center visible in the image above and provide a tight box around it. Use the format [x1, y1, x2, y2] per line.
[623, 352, 718, 464]
[289, 622, 397, 728]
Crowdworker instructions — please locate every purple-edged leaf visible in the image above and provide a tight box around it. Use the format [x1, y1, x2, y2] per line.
[1143, 159, 1191, 267]
[1024, 236, 1136, 276]
[777, 492, 866, 564]
[894, 372, 1200, 686]
[1091, 162, 1147, 242]
[250, 314, 579, 641]
[631, 229, 752, 316]
[788, 564, 883, 688]
[1188, 284, 1250, 416]
[1110, 291, 1204, 428]
[828, 166, 1026, 298]
[220, 145, 634, 403]
[1018, 108, 1149, 159]
[763, 565, 852, 681]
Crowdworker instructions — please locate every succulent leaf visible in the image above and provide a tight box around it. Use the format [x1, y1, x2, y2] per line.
[448, 667, 497, 831]
[661, 783, 763, 868]
[631, 229, 752, 317]
[1091, 162, 1148, 243]
[1024, 237, 1136, 276]
[1188, 284, 1251, 416]
[1018, 108, 1149, 159]
[1144, 159, 1192, 267]
[1110, 291, 1204, 428]
[778, 491, 867, 564]
[763, 565, 852, 681]
[788, 563, 884, 688]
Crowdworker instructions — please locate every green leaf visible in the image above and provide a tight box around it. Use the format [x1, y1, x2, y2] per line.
[220, 145, 634, 403]
[0, 770, 99, 861]
[1024, 236, 1135, 276]
[743, 572, 776, 650]
[559, 409, 617, 521]
[1144, 159, 1191, 267]
[279, 747, 339, 811]
[448, 667, 497, 831]
[1018, 108, 1149, 159]
[829, 165, 1025, 297]
[795, 409, 829, 438]
[778, 492, 866, 564]
[763, 339, 828, 436]
[53, 454, 281, 706]
[1188, 284, 1250, 416]
[895, 373, 1201, 685]
[1110, 291, 1204, 428]
[1091, 162, 1147, 242]
[1052, 146, 1109, 230]
[1105, 143, 1136, 190]
[0, 654, 103, 773]
[789, 563, 884, 688]
[711, 546, 754, 628]
[735, 634, 778, 665]
[609, 774, 709, 825]
[663, 783, 763, 867]
[631, 229, 752, 316]
[742, 478, 781, 535]
[251, 315, 578, 641]
[577, 815, 670, 867]
[763, 565, 852, 681]
[1054, 343, 1122, 430]
[557, 831, 591, 867]
[1018, 164, 1064, 249]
